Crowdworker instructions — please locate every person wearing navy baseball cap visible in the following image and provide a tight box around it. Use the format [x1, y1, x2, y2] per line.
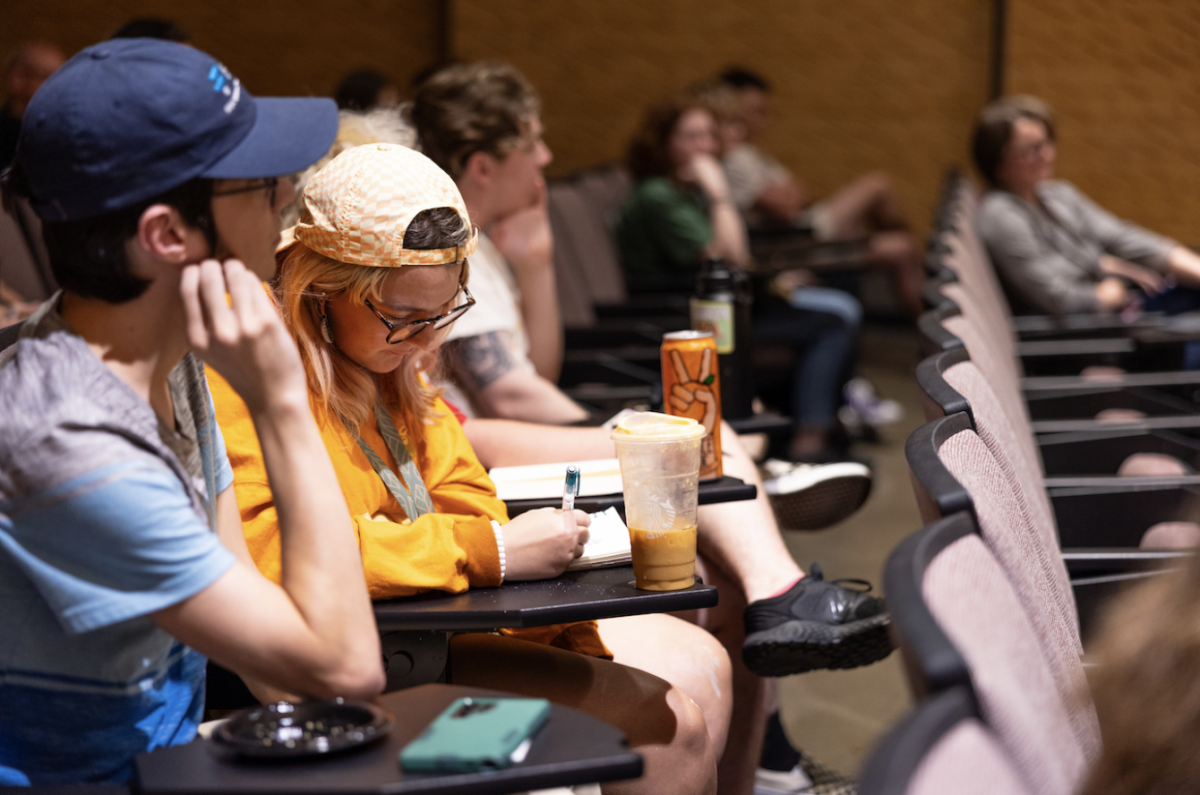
[0, 39, 384, 784]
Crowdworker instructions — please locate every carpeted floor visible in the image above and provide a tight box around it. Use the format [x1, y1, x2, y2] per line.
[775, 321, 925, 779]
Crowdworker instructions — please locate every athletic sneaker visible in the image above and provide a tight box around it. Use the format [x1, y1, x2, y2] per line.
[743, 564, 893, 677]
[755, 764, 813, 795]
[838, 377, 903, 437]
[761, 459, 872, 530]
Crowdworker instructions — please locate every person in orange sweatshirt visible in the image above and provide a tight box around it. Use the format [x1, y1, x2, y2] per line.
[208, 142, 731, 795]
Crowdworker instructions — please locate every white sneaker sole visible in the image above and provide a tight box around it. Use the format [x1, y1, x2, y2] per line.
[763, 463, 872, 530]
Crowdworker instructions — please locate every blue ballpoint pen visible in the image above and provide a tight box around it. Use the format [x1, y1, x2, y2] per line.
[562, 465, 580, 512]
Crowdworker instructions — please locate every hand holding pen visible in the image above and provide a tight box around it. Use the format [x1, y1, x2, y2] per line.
[499, 468, 590, 580]
[562, 465, 588, 558]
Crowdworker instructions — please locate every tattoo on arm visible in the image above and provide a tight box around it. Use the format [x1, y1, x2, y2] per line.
[449, 331, 517, 394]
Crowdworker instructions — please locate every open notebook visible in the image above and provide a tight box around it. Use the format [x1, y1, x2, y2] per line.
[488, 459, 624, 502]
[566, 507, 633, 571]
[488, 460, 631, 570]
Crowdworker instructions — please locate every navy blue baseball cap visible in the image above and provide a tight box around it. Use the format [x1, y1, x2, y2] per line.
[17, 38, 338, 221]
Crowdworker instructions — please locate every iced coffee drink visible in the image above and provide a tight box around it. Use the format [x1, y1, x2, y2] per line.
[628, 525, 698, 591]
[611, 412, 705, 591]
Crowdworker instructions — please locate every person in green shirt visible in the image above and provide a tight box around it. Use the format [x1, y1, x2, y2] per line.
[615, 95, 863, 463]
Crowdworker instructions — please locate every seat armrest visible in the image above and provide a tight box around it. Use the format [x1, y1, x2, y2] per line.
[1037, 428, 1200, 476]
[1032, 415, 1200, 435]
[1026, 386, 1200, 421]
[1011, 311, 1169, 338]
[1050, 482, 1200, 547]
[1023, 369, 1200, 393]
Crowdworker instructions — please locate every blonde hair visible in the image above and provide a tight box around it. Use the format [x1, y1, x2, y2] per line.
[690, 80, 741, 124]
[274, 243, 461, 434]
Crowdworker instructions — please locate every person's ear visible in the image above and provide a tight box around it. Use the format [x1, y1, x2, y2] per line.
[135, 204, 196, 267]
[462, 150, 495, 187]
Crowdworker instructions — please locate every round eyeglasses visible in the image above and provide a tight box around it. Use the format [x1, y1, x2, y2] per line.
[364, 285, 475, 344]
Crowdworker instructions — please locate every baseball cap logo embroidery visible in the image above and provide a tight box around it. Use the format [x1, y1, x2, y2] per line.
[18, 39, 338, 221]
[207, 63, 241, 114]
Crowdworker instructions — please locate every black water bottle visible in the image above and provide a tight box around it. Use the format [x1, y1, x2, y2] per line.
[691, 257, 754, 419]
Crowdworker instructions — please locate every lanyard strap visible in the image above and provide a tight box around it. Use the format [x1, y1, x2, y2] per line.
[344, 399, 435, 520]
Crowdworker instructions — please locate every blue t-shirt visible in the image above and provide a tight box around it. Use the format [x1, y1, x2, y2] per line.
[0, 302, 236, 784]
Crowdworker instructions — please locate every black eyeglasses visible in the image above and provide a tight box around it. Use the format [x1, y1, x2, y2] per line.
[364, 284, 475, 344]
[212, 176, 279, 206]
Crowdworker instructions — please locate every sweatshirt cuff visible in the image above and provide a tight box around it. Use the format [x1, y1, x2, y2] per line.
[454, 515, 504, 588]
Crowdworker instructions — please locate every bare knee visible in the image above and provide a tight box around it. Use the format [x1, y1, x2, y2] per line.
[869, 230, 919, 266]
[600, 684, 718, 795]
[600, 614, 733, 757]
[665, 685, 719, 793]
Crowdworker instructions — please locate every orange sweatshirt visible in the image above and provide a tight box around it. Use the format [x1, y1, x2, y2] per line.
[207, 369, 609, 659]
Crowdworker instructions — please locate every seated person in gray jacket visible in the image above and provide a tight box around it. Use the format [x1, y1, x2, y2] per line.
[972, 96, 1200, 320]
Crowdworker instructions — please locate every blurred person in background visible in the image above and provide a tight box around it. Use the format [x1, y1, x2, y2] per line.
[1080, 549, 1200, 795]
[0, 42, 64, 169]
[719, 67, 924, 319]
[973, 96, 1200, 369]
[0, 41, 65, 323]
[691, 80, 902, 441]
[616, 93, 865, 464]
[335, 68, 400, 111]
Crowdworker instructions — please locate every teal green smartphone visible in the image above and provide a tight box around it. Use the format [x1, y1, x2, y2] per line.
[399, 697, 552, 773]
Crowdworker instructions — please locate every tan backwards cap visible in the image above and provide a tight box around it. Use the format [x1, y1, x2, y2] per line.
[287, 143, 477, 267]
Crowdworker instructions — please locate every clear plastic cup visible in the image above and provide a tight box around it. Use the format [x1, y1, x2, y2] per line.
[611, 412, 705, 591]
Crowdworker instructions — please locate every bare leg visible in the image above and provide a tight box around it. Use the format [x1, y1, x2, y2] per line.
[448, 632, 719, 795]
[675, 556, 773, 795]
[818, 172, 924, 317]
[683, 428, 805, 794]
[702, 424, 806, 604]
[788, 427, 830, 462]
[597, 614, 732, 757]
[819, 171, 910, 235]
[866, 231, 924, 318]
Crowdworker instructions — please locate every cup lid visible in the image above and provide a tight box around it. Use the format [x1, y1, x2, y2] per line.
[611, 411, 706, 441]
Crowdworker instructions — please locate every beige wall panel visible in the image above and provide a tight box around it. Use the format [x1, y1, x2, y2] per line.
[1007, 0, 1200, 243]
[454, 0, 991, 232]
[3, 1, 439, 100]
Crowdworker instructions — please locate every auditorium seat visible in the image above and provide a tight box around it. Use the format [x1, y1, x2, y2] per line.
[859, 686, 1031, 795]
[884, 512, 1095, 795]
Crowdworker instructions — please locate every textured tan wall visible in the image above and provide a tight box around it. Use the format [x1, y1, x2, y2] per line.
[2, 1, 439, 100]
[1006, 0, 1200, 244]
[9, 2, 1198, 241]
[453, 0, 992, 233]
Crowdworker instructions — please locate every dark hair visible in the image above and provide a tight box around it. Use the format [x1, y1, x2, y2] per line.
[110, 18, 189, 42]
[335, 69, 395, 111]
[410, 61, 540, 180]
[410, 60, 458, 94]
[626, 94, 708, 182]
[3, 163, 214, 303]
[971, 97, 1056, 187]
[719, 67, 770, 92]
[402, 207, 471, 250]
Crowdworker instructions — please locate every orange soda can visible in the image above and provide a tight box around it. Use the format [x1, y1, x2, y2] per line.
[661, 330, 723, 479]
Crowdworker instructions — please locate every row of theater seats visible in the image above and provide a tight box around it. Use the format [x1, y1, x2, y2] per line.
[856, 173, 1200, 794]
